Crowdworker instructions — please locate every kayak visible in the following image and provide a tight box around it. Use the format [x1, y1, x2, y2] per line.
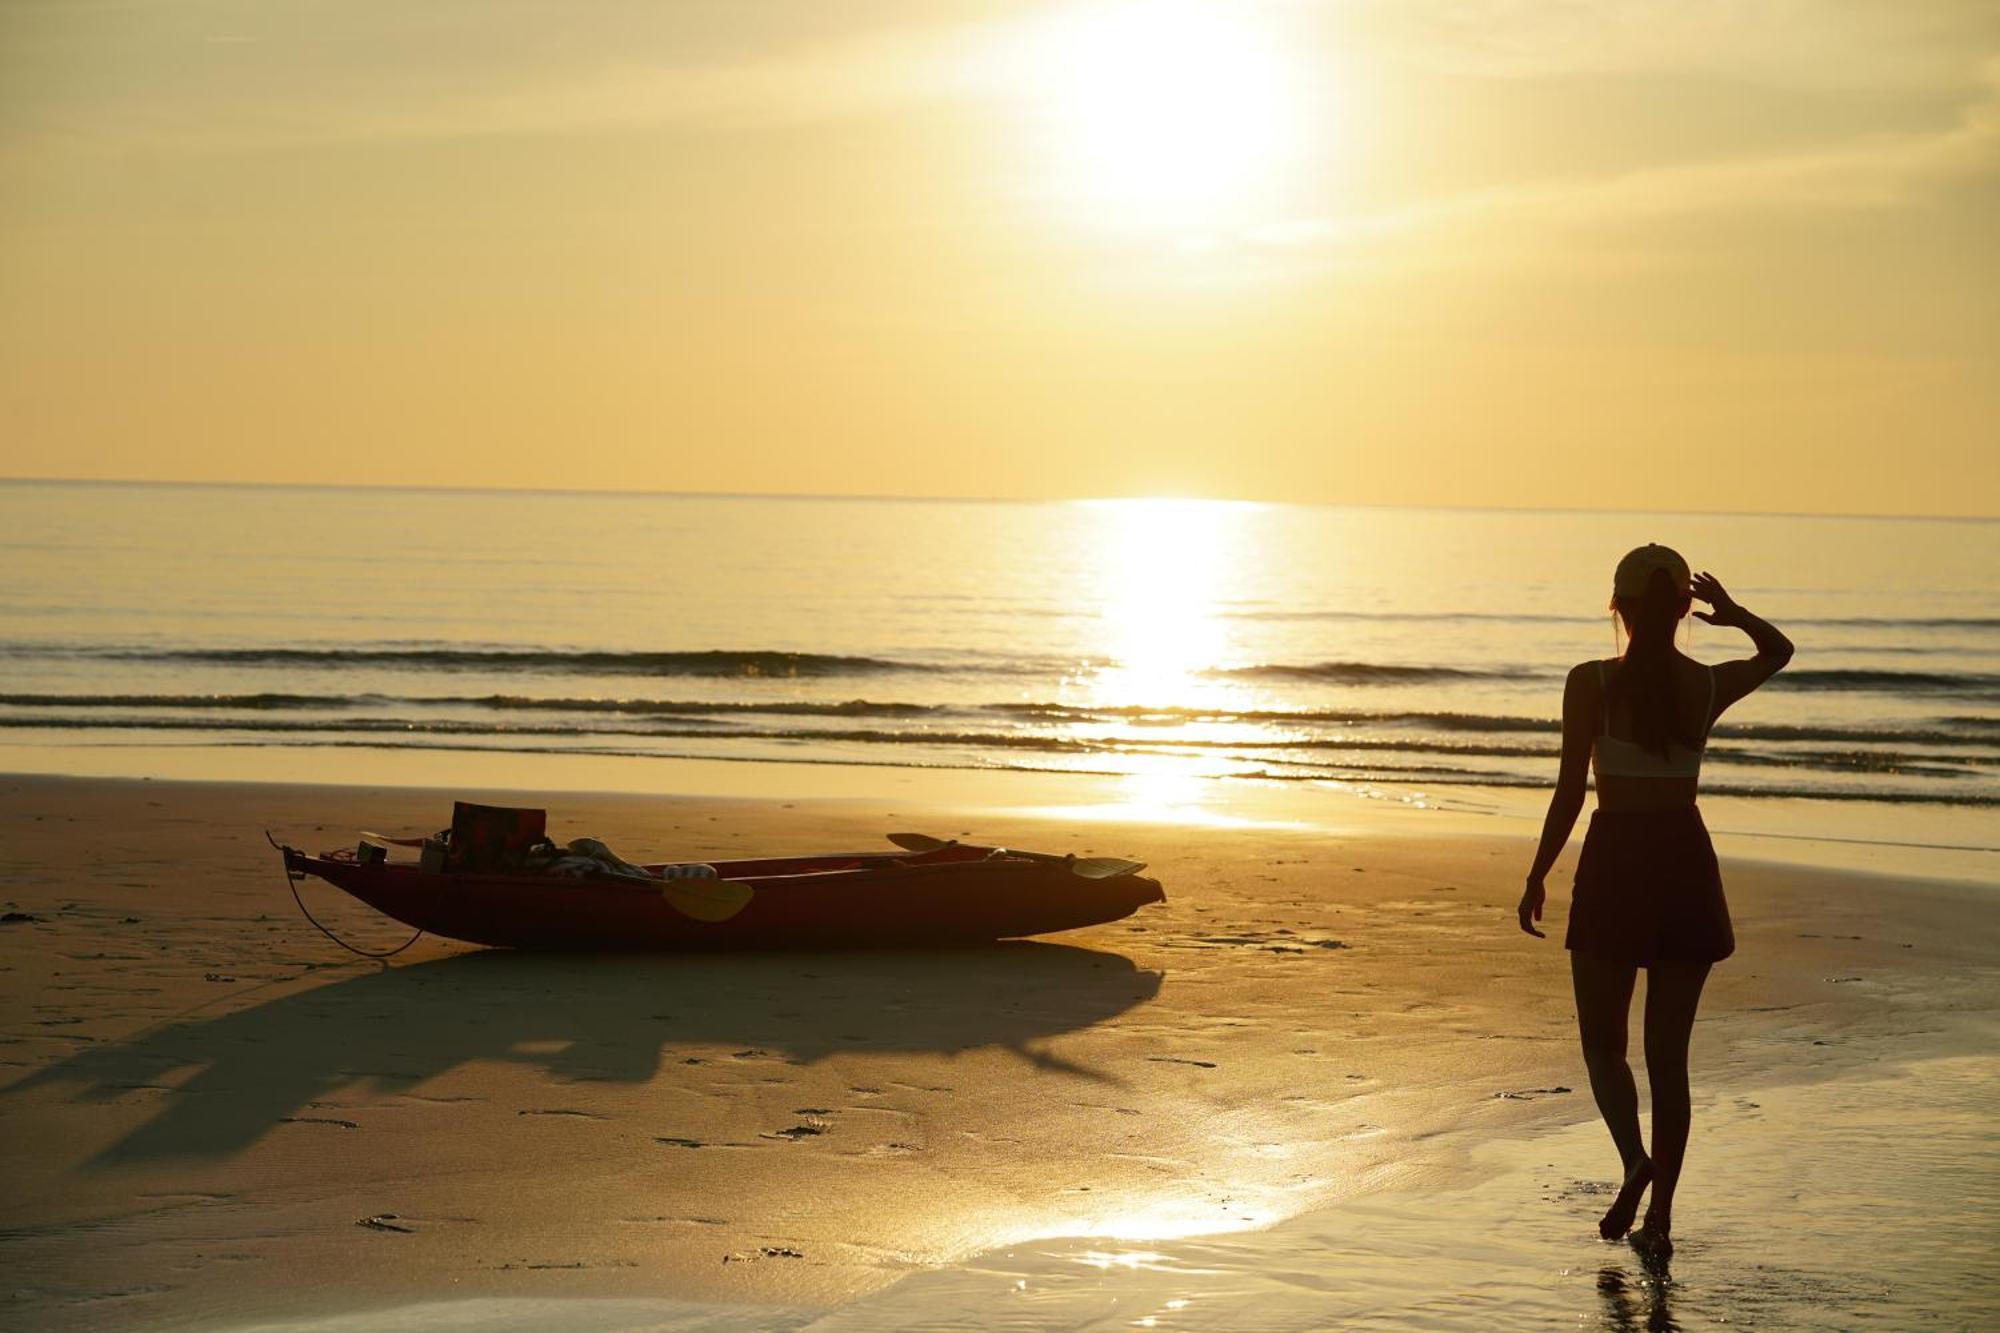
[278, 836, 1165, 951]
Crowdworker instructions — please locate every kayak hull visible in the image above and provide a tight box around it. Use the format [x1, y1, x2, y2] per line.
[283, 844, 1165, 951]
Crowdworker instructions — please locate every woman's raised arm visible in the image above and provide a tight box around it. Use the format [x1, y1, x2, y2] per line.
[1693, 571, 1793, 715]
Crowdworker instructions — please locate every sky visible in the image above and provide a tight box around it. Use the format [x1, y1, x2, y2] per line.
[1, 0, 1996, 515]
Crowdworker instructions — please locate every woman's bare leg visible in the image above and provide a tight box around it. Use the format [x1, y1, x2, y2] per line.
[1571, 949, 1651, 1238]
[1634, 960, 1712, 1255]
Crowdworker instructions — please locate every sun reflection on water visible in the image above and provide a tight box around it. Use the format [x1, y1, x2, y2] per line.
[1075, 1248, 1174, 1271]
[1078, 497, 1263, 714]
[1070, 1197, 1276, 1245]
[1112, 764, 1219, 822]
[1033, 497, 1296, 825]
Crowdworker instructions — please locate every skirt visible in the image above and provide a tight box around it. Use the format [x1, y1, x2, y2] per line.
[1565, 806, 1734, 966]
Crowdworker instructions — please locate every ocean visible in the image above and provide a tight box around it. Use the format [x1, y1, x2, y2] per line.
[3, 481, 1994, 860]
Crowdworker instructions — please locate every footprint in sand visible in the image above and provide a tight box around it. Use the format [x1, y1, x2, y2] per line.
[1175, 932, 1347, 953]
[356, 1214, 414, 1233]
[762, 1117, 831, 1141]
[724, 1246, 805, 1263]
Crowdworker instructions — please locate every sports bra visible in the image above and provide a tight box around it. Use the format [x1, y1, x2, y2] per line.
[1591, 660, 1715, 781]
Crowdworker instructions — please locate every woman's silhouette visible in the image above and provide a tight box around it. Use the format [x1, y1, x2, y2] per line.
[1517, 545, 1793, 1257]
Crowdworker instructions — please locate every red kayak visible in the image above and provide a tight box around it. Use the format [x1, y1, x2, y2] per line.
[279, 837, 1165, 951]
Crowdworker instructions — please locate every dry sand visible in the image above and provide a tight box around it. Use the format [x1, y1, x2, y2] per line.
[1, 774, 1994, 1330]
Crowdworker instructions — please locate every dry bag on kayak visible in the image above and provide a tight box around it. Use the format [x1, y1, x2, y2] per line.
[448, 802, 547, 873]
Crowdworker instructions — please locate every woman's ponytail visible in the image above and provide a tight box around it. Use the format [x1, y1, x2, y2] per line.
[1611, 567, 1694, 759]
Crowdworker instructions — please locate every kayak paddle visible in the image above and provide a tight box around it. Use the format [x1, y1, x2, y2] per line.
[887, 832, 1145, 879]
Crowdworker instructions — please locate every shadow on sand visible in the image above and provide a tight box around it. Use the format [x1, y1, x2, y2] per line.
[15, 942, 1161, 1167]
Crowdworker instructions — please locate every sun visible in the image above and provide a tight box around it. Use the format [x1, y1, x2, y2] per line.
[1016, 1, 1308, 230]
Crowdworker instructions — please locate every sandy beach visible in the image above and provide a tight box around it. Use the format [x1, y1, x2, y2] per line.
[10, 0, 1997, 1322]
[3, 772, 1994, 1330]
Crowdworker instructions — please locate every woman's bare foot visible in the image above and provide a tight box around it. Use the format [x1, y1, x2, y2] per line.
[1599, 1156, 1653, 1240]
[1629, 1208, 1674, 1270]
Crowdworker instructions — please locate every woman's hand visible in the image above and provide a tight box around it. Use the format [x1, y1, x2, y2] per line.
[1517, 877, 1546, 938]
[1691, 571, 1745, 627]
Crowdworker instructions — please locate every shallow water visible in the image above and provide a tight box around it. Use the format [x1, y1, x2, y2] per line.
[3, 483, 1996, 860]
[223, 1054, 1999, 1332]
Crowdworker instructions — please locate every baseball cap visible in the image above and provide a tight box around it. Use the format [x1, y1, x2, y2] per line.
[1612, 544, 1690, 600]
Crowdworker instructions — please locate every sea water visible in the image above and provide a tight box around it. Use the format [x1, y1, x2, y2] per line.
[2, 481, 1993, 862]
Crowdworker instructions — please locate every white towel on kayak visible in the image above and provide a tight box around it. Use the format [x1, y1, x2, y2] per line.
[548, 837, 717, 882]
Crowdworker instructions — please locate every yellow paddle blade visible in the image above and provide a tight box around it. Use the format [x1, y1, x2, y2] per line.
[661, 876, 754, 923]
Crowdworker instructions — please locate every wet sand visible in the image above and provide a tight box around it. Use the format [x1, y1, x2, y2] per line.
[1, 774, 1994, 1330]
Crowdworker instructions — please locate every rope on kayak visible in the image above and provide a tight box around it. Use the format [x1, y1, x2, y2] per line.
[267, 832, 424, 960]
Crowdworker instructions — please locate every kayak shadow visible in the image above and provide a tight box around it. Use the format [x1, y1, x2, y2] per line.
[18, 942, 1161, 1168]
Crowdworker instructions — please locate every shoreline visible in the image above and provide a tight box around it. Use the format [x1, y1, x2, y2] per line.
[2, 774, 1994, 1330]
[3, 738, 1995, 886]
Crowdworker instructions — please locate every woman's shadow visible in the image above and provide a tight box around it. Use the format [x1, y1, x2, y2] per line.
[13, 942, 1161, 1168]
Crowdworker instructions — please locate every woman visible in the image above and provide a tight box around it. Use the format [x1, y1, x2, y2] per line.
[1517, 544, 1793, 1256]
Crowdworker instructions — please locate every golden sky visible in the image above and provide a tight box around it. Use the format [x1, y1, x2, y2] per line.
[2, 1, 1996, 515]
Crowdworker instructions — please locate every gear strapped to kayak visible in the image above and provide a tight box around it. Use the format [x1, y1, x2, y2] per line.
[274, 806, 1163, 954]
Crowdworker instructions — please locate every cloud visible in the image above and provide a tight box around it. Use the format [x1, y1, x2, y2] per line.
[368, 20, 1010, 143]
[1247, 58, 2000, 251]
[1354, 0, 2000, 90]
[1, 8, 1024, 155]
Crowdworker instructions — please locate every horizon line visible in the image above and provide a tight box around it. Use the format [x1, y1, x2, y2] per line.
[0, 474, 1992, 525]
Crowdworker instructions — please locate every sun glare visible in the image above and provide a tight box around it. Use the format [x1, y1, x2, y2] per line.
[1019, 1, 1308, 229]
